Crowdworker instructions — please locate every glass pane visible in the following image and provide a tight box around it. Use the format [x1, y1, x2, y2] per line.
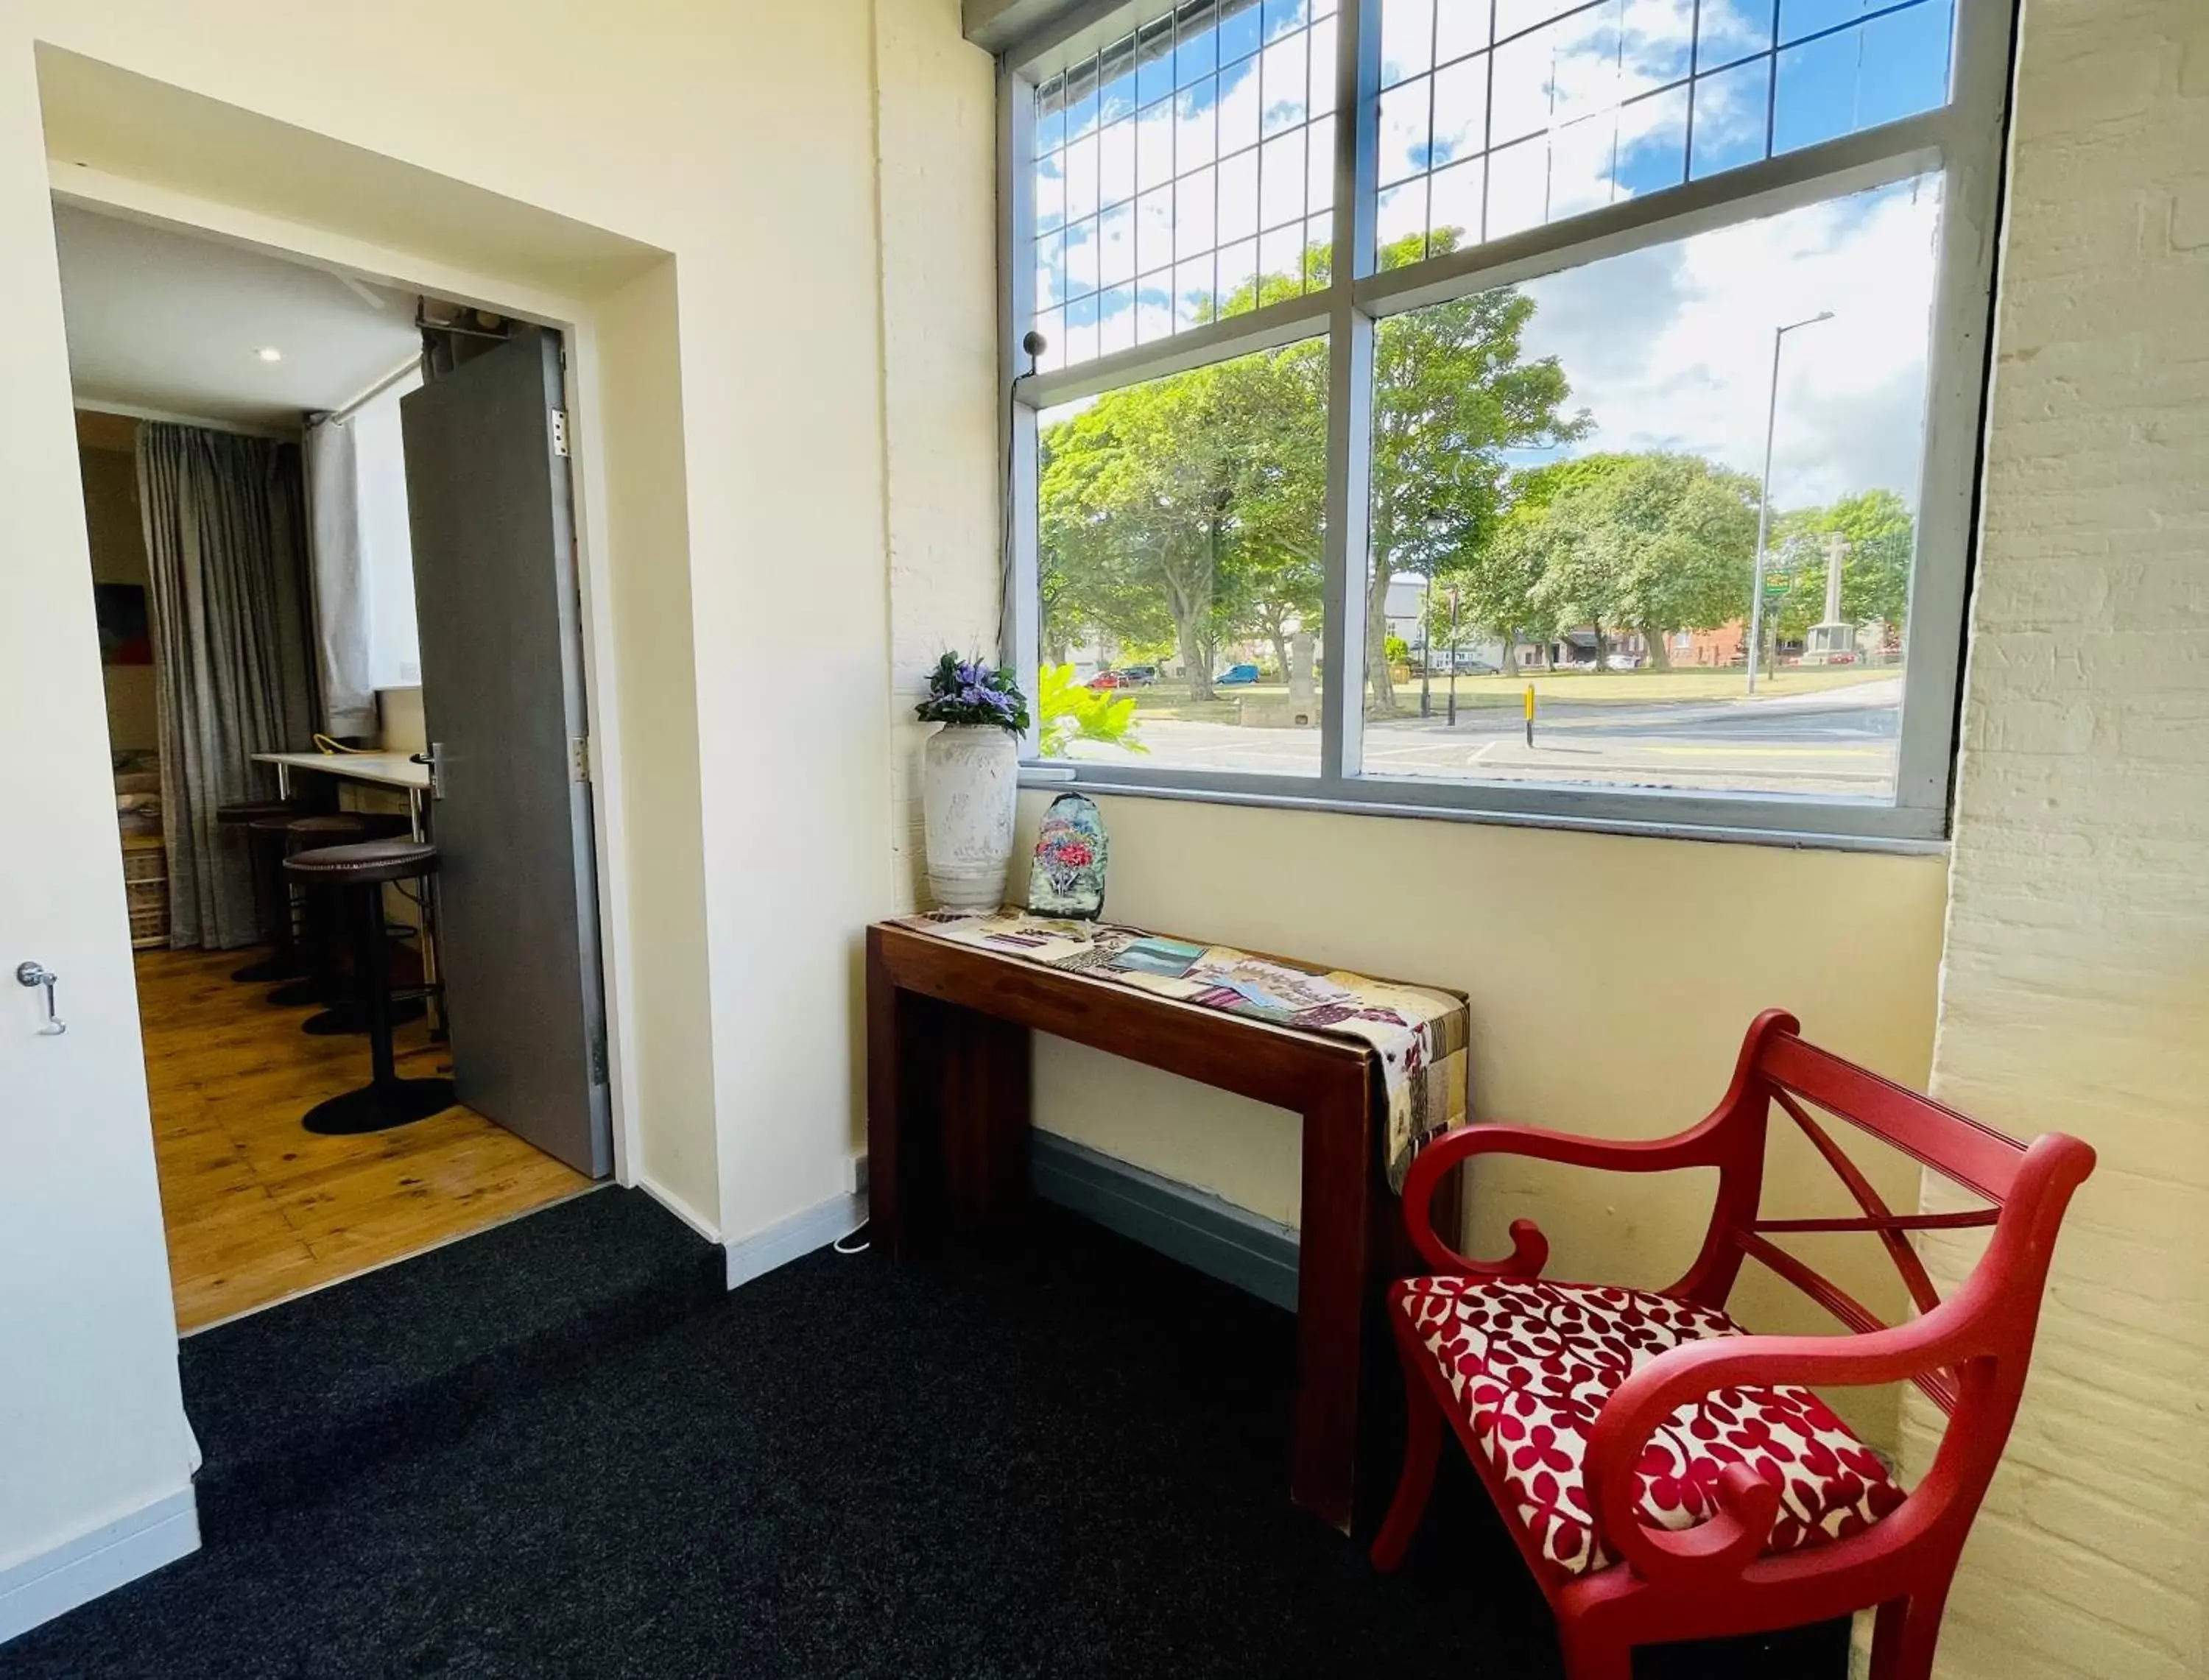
[1178, 1, 1219, 86]
[1035, 77, 1068, 156]
[1138, 17, 1177, 104]
[1310, 14, 1339, 114]
[1065, 292, 1101, 365]
[1218, 236, 1261, 312]
[1101, 35, 1139, 125]
[1138, 99, 1175, 191]
[1099, 116, 1138, 208]
[1137, 271, 1176, 341]
[1137, 185, 1176, 272]
[1378, 79, 1434, 186]
[1218, 147, 1260, 244]
[1695, 0, 1772, 68]
[1035, 151, 1066, 233]
[1689, 57, 1771, 180]
[1775, 0, 1953, 154]
[1376, 179, 1428, 266]
[1037, 335, 1331, 776]
[1177, 163, 1218, 256]
[1615, 83, 1689, 197]
[1263, 30, 1308, 135]
[1435, 0, 1491, 65]
[1219, 0, 1264, 63]
[1381, 0, 1435, 86]
[1427, 155, 1485, 249]
[1035, 0, 1340, 372]
[1218, 51, 1264, 154]
[1099, 201, 1137, 285]
[1359, 174, 1942, 803]
[1035, 227, 1065, 310]
[1261, 127, 1307, 228]
[1066, 132, 1101, 220]
[1177, 80, 1219, 172]
[1065, 215, 1100, 298]
[1100, 283, 1138, 356]
[1431, 55, 1490, 171]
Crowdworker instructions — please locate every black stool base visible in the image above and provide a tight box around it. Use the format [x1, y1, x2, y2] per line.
[303, 998, 426, 1037]
[303, 1077, 457, 1136]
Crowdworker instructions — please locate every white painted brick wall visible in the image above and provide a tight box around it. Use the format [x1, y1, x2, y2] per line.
[873, 0, 1004, 914]
[1912, 1, 2209, 1675]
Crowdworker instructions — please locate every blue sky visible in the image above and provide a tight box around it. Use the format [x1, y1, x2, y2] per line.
[1030, 0, 1953, 403]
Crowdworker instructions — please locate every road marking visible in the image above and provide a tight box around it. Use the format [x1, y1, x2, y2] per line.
[1640, 746, 1884, 760]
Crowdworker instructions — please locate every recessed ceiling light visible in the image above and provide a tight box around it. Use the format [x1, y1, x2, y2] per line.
[256, 347, 283, 362]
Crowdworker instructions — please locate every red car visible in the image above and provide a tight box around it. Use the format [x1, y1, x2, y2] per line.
[1084, 670, 1127, 689]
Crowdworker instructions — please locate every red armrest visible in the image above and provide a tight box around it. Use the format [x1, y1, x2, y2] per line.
[1399, 1115, 1738, 1279]
[1576, 1308, 1983, 1587]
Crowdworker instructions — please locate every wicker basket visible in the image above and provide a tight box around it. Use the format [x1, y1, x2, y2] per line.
[121, 836, 168, 950]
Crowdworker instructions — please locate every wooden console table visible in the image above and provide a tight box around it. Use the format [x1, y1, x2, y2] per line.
[864, 920, 1462, 1534]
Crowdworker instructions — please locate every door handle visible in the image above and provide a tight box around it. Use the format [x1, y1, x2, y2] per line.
[412, 743, 445, 800]
[15, 961, 66, 1035]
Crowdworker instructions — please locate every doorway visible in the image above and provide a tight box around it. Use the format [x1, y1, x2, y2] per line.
[54, 202, 614, 1331]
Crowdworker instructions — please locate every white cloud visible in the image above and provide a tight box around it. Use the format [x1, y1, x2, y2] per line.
[1513, 175, 1944, 510]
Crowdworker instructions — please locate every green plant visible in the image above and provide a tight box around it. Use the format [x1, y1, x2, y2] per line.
[1037, 663, 1146, 759]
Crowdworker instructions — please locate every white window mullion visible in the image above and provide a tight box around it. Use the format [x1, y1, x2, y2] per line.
[1320, 0, 1381, 786]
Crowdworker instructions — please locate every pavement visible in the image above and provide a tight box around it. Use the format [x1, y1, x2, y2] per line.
[1063, 677, 1903, 798]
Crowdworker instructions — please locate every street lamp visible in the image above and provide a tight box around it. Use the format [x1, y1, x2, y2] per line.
[1445, 585, 1462, 725]
[1746, 311, 1835, 694]
[1419, 573, 1433, 719]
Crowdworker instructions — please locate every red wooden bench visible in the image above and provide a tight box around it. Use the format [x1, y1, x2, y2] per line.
[1371, 1008, 2093, 1680]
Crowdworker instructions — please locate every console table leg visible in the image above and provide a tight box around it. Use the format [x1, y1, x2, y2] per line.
[1291, 1063, 1375, 1533]
[867, 948, 1032, 1257]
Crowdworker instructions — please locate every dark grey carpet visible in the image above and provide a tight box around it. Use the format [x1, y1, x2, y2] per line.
[4, 1190, 1845, 1679]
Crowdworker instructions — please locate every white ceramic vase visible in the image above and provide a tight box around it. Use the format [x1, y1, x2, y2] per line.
[922, 723, 1020, 911]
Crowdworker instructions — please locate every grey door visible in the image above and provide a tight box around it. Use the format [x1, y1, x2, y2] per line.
[401, 325, 610, 1176]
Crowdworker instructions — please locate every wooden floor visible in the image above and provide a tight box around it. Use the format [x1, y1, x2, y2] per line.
[139, 946, 593, 1332]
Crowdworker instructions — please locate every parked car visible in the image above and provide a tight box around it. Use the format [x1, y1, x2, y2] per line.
[1083, 669, 1129, 689]
[1214, 663, 1261, 685]
[1116, 663, 1159, 685]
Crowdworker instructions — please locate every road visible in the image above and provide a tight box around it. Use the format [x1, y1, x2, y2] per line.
[1063, 678, 1903, 797]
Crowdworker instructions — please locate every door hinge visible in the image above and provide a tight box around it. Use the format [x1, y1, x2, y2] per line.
[549, 407, 570, 457]
[570, 735, 591, 783]
[589, 1032, 609, 1086]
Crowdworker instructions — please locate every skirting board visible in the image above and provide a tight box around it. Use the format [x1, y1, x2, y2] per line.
[1031, 1132, 1300, 1312]
[0, 1485, 199, 1648]
[725, 1190, 865, 1290]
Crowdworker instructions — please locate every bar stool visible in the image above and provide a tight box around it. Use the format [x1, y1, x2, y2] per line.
[216, 798, 303, 981]
[283, 839, 454, 1134]
[257, 812, 410, 1014]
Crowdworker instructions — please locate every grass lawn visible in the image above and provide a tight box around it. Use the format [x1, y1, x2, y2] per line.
[1121, 663, 1898, 721]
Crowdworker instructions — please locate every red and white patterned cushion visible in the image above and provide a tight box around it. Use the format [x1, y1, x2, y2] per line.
[1395, 1276, 1906, 1580]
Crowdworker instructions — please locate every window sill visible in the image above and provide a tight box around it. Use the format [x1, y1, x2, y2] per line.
[1017, 764, 1951, 857]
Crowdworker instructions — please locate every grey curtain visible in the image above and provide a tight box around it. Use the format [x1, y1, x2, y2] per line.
[138, 423, 318, 950]
[304, 412, 377, 738]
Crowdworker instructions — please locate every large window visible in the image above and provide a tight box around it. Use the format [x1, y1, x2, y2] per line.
[1004, 0, 2008, 844]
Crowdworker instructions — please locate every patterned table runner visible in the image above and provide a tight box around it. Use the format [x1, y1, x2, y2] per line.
[891, 910, 1469, 1193]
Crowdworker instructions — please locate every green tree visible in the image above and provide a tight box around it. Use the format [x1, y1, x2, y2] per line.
[1769, 490, 1915, 644]
[1037, 266, 1326, 700]
[1521, 453, 1760, 670]
[1367, 230, 1589, 713]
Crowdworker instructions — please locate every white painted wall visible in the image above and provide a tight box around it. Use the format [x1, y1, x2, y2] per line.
[1903, 3, 2209, 1676]
[0, 0, 975, 1620]
[0, 27, 196, 1625]
[876, 0, 1004, 917]
[1015, 791, 1951, 1448]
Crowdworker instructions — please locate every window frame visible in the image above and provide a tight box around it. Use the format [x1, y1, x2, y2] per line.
[998, 0, 2014, 850]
